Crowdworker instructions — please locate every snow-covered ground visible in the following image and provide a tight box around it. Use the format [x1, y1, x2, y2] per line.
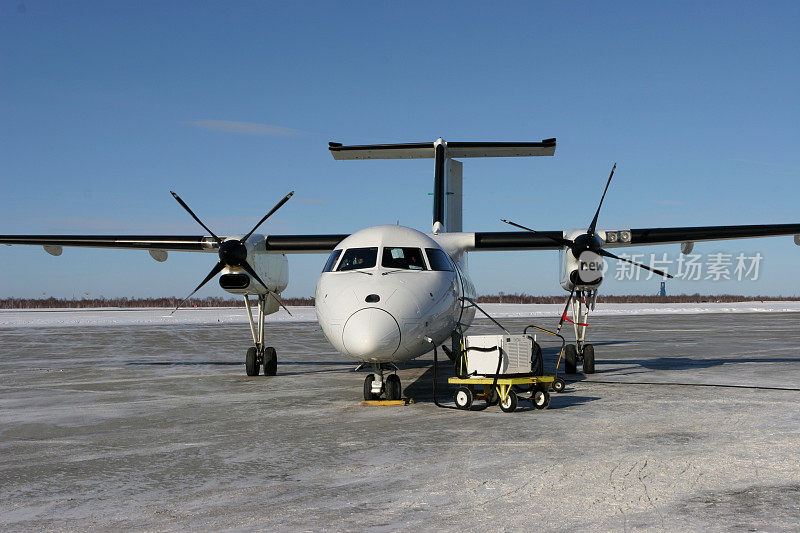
[1, 301, 799, 328]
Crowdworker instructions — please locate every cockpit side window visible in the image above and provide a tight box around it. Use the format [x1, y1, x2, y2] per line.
[425, 248, 454, 271]
[336, 247, 378, 271]
[322, 249, 342, 272]
[381, 247, 427, 270]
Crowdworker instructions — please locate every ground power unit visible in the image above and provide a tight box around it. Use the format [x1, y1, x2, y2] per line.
[463, 334, 534, 377]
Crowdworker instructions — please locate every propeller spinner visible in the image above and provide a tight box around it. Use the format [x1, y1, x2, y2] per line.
[502, 163, 673, 280]
[169, 190, 295, 314]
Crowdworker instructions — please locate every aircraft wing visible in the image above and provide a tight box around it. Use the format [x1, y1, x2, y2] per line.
[0, 234, 350, 254]
[4, 223, 799, 255]
[468, 223, 800, 251]
[611, 224, 800, 248]
[0, 235, 218, 252]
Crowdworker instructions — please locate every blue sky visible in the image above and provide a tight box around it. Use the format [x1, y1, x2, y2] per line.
[1, 1, 799, 298]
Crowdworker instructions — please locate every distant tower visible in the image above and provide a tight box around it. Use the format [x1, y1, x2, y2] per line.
[659, 281, 666, 297]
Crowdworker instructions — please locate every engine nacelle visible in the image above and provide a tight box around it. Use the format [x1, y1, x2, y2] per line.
[559, 230, 606, 291]
[218, 238, 288, 297]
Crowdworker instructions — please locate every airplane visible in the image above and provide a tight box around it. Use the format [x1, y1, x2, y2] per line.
[2, 137, 800, 402]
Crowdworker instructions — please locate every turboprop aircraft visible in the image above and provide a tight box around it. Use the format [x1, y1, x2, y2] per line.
[3, 137, 800, 401]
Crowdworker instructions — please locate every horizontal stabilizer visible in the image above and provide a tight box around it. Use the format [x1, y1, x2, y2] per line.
[329, 139, 556, 160]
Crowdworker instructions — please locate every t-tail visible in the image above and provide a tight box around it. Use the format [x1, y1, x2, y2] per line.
[329, 138, 557, 233]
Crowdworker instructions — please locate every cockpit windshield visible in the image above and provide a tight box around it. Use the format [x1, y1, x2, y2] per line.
[425, 248, 454, 271]
[336, 247, 378, 271]
[322, 249, 342, 272]
[381, 247, 427, 270]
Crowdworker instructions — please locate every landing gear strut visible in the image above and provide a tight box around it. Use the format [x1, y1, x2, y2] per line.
[243, 295, 278, 376]
[558, 289, 598, 374]
[362, 363, 402, 401]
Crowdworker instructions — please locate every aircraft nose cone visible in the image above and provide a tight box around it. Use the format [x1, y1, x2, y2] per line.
[342, 308, 400, 359]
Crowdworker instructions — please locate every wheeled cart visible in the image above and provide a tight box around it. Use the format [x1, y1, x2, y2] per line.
[430, 298, 570, 413]
[448, 375, 564, 412]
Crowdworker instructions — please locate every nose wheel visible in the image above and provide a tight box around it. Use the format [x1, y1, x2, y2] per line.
[362, 365, 402, 401]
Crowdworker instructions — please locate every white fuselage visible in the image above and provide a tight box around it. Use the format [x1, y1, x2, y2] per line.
[314, 225, 476, 363]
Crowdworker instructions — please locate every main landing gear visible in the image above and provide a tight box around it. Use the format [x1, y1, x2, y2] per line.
[362, 363, 403, 401]
[559, 289, 597, 374]
[243, 295, 278, 377]
[564, 343, 594, 374]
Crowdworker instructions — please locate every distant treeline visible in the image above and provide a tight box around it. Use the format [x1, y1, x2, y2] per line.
[0, 296, 315, 309]
[476, 293, 800, 304]
[1, 293, 798, 309]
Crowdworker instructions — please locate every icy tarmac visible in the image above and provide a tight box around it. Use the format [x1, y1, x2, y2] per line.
[1, 310, 799, 531]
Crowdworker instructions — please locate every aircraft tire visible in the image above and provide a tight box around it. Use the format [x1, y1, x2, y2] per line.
[564, 345, 578, 374]
[500, 390, 518, 413]
[583, 344, 595, 374]
[363, 374, 379, 401]
[385, 374, 402, 401]
[245, 347, 259, 376]
[263, 347, 277, 376]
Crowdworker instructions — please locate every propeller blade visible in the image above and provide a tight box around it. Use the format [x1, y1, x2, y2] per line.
[170, 191, 222, 244]
[171, 261, 225, 314]
[268, 291, 293, 317]
[241, 190, 295, 242]
[239, 261, 293, 316]
[587, 162, 616, 235]
[500, 219, 574, 247]
[598, 249, 673, 278]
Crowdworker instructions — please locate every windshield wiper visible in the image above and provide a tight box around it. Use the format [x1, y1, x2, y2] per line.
[381, 269, 404, 276]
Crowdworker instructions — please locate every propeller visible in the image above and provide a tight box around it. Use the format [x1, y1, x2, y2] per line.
[169, 190, 295, 314]
[502, 163, 673, 280]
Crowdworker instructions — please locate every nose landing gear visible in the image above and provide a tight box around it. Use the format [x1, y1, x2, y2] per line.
[243, 295, 278, 377]
[361, 363, 402, 401]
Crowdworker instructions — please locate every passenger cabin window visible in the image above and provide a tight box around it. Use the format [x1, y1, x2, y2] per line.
[381, 247, 427, 270]
[322, 249, 342, 272]
[336, 247, 378, 271]
[425, 248, 454, 271]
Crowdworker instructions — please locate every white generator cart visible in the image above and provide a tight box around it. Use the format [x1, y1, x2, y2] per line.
[448, 331, 566, 413]
[462, 334, 535, 377]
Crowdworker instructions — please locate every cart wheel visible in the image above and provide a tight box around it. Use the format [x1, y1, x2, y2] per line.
[500, 390, 518, 413]
[486, 387, 499, 406]
[552, 377, 566, 393]
[455, 386, 473, 409]
[533, 389, 550, 409]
